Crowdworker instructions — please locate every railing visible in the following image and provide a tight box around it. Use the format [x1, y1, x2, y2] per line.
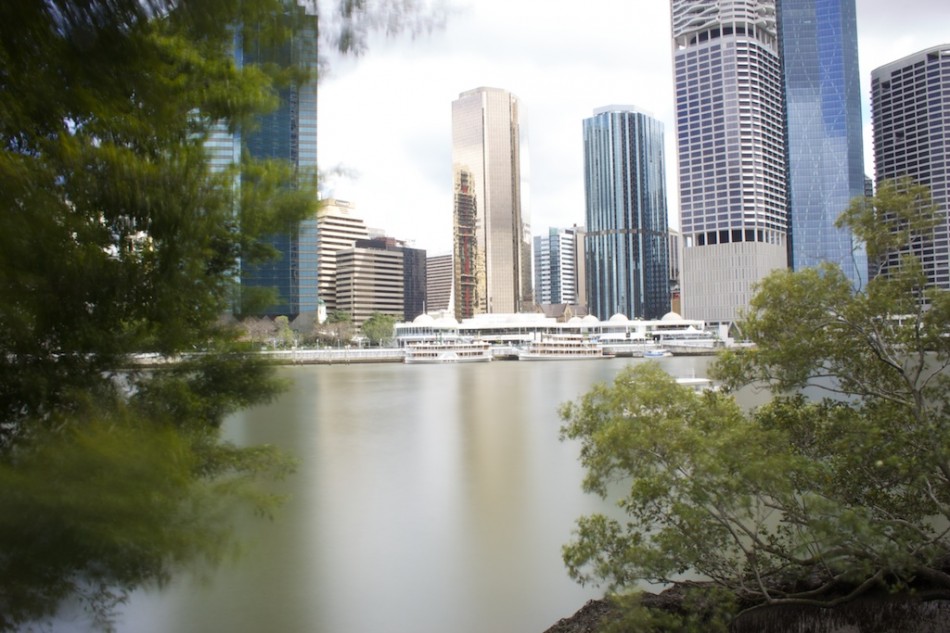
[261, 348, 405, 364]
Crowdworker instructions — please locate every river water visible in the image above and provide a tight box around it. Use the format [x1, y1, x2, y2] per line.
[65, 356, 718, 633]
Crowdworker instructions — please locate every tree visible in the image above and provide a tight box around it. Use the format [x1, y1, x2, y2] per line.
[361, 312, 398, 346]
[313, 310, 355, 347]
[560, 181, 950, 629]
[0, 1, 442, 629]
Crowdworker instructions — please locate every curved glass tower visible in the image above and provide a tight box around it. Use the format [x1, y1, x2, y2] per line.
[780, 0, 867, 288]
[583, 106, 670, 320]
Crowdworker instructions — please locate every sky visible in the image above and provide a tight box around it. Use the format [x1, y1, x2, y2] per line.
[317, 0, 950, 256]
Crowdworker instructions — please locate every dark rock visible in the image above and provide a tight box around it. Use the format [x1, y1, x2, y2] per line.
[542, 599, 616, 633]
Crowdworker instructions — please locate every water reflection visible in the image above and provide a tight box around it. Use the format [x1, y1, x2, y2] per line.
[97, 357, 716, 633]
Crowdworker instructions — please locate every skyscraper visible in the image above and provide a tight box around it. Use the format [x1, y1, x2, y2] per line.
[425, 254, 454, 315]
[871, 44, 950, 290]
[780, 0, 867, 288]
[239, 10, 319, 317]
[355, 236, 427, 323]
[533, 226, 583, 306]
[335, 246, 404, 328]
[583, 106, 671, 320]
[451, 87, 531, 317]
[671, 0, 788, 325]
[315, 199, 370, 314]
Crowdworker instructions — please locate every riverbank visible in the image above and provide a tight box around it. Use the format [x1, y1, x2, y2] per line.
[546, 590, 950, 632]
[130, 345, 721, 367]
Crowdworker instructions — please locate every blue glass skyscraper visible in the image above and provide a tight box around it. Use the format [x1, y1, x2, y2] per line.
[239, 13, 319, 318]
[780, 0, 867, 288]
[583, 106, 670, 320]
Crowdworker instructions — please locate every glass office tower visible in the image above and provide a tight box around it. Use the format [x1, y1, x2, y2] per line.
[239, 10, 319, 317]
[780, 0, 867, 288]
[672, 0, 788, 325]
[583, 106, 671, 320]
[451, 87, 531, 316]
[872, 44, 950, 290]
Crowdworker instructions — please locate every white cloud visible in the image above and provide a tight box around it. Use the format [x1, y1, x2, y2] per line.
[318, 0, 949, 254]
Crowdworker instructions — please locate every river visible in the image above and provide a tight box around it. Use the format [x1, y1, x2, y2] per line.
[56, 355, 718, 633]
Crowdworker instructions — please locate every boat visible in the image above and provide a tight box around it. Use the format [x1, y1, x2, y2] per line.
[644, 348, 673, 358]
[403, 340, 493, 364]
[675, 376, 719, 393]
[518, 336, 613, 361]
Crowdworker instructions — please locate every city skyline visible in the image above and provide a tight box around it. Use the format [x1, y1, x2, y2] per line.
[318, 0, 949, 256]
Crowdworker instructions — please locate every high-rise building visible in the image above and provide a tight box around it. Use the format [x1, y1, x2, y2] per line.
[315, 199, 370, 314]
[533, 226, 583, 306]
[426, 254, 454, 315]
[356, 237, 427, 322]
[671, 0, 788, 325]
[669, 228, 683, 315]
[451, 87, 531, 317]
[780, 0, 867, 288]
[583, 106, 671, 320]
[336, 246, 404, 328]
[238, 11, 319, 317]
[871, 44, 950, 290]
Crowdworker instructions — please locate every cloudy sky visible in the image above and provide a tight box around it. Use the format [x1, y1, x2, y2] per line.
[317, 0, 949, 255]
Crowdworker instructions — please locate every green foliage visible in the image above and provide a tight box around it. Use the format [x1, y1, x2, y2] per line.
[0, 1, 443, 628]
[361, 312, 398, 346]
[0, 1, 315, 629]
[601, 588, 737, 633]
[837, 177, 939, 272]
[0, 404, 294, 631]
[310, 311, 355, 347]
[561, 182, 950, 626]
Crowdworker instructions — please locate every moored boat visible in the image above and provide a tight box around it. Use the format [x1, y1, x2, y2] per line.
[644, 348, 673, 358]
[518, 336, 613, 361]
[403, 340, 493, 364]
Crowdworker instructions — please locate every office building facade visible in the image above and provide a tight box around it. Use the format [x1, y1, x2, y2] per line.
[336, 246, 405, 328]
[241, 14, 319, 317]
[780, 0, 867, 288]
[356, 237, 427, 322]
[426, 254, 454, 315]
[583, 107, 671, 320]
[672, 0, 788, 325]
[871, 44, 950, 290]
[451, 87, 532, 317]
[533, 226, 583, 306]
[315, 199, 370, 314]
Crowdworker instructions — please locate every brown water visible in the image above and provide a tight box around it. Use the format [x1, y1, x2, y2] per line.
[57, 356, 717, 633]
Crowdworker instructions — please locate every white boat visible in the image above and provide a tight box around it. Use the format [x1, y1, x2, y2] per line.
[518, 336, 613, 361]
[643, 348, 673, 358]
[403, 340, 493, 364]
[675, 376, 719, 392]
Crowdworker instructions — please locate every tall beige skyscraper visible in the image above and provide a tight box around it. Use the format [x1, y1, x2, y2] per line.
[451, 87, 532, 317]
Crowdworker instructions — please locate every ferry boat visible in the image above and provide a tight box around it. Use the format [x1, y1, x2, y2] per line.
[518, 336, 613, 361]
[403, 340, 493, 364]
